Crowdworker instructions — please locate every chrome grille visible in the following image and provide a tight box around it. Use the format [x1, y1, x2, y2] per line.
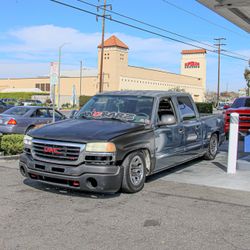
[31, 139, 85, 165]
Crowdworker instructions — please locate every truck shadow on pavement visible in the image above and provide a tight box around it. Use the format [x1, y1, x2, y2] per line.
[212, 162, 227, 172]
[23, 179, 121, 199]
[146, 157, 202, 183]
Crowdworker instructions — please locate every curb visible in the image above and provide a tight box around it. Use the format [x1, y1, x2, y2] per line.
[0, 154, 21, 160]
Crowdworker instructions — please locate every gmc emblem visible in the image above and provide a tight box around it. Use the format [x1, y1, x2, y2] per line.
[43, 146, 61, 154]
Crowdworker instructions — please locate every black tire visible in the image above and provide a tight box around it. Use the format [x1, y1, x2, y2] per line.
[121, 151, 146, 193]
[204, 133, 218, 160]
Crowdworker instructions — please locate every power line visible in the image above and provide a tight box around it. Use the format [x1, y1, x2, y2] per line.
[162, 0, 249, 39]
[49, 0, 248, 62]
[76, 0, 218, 50]
[77, 0, 249, 60]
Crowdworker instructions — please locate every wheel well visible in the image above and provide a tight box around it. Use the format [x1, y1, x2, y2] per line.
[121, 148, 152, 175]
[25, 125, 35, 134]
[212, 131, 220, 141]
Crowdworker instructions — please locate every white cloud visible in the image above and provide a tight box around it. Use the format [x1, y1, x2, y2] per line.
[0, 25, 186, 77]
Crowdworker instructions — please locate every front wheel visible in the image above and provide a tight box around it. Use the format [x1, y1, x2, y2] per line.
[204, 133, 218, 160]
[121, 151, 146, 193]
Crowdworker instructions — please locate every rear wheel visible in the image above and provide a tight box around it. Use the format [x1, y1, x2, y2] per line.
[121, 151, 146, 193]
[204, 133, 218, 160]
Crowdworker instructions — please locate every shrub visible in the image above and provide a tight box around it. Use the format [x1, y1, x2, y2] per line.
[0, 92, 47, 100]
[62, 103, 72, 109]
[1, 134, 24, 155]
[195, 102, 213, 114]
[79, 96, 92, 107]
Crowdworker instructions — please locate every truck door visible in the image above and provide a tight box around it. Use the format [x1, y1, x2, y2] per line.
[176, 96, 203, 158]
[154, 97, 186, 171]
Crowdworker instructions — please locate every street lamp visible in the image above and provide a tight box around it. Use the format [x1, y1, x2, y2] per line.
[58, 42, 70, 109]
[80, 60, 83, 96]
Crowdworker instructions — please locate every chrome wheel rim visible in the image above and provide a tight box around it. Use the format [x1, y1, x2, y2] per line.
[210, 135, 218, 155]
[129, 155, 144, 186]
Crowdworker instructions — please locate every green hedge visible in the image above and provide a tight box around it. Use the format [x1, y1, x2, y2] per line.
[0, 92, 47, 100]
[1, 134, 24, 155]
[195, 102, 213, 114]
[79, 96, 92, 107]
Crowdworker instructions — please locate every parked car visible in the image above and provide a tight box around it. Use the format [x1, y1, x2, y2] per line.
[0, 100, 14, 113]
[224, 97, 250, 137]
[217, 102, 232, 110]
[19, 99, 43, 106]
[0, 106, 65, 134]
[20, 91, 225, 193]
[1, 98, 17, 103]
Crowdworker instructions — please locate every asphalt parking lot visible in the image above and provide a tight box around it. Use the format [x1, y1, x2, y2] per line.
[1, 142, 250, 250]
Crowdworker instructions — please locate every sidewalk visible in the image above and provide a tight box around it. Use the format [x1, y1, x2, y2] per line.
[161, 151, 250, 192]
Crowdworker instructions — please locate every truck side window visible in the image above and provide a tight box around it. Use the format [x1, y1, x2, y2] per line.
[157, 98, 176, 123]
[177, 96, 196, 121]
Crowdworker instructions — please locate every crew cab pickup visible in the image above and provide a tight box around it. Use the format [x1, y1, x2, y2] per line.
[224, 96, 250, 137]
[20, 91, 225, 193]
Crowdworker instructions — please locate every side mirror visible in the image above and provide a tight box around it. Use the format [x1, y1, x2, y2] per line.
[159, 114, 176, 126]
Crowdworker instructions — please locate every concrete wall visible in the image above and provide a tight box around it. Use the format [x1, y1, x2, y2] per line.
[0, 76, 98, 105]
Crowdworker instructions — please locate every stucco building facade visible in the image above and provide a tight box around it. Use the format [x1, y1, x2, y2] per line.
[0, 35, 207, 104]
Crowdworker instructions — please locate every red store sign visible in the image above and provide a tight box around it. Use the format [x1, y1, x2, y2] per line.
[185, 61, 200, 68]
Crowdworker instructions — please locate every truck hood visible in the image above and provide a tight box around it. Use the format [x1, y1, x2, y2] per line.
[29, 119, 146, 142]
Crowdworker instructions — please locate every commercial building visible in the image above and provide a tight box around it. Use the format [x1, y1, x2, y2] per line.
[0, 35, 207, 104]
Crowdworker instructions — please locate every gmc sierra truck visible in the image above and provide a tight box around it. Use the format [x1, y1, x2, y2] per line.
[20, 91, 225, 193]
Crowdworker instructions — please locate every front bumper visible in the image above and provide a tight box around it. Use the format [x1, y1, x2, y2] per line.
[19, 153, 123, 193]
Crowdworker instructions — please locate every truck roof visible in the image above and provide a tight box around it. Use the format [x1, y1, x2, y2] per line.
[98, 90, 191, 98]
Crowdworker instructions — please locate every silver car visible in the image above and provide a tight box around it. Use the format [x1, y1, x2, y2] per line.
[0, 106, 65, 134]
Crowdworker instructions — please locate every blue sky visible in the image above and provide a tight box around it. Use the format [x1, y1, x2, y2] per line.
[0, 0, 249, 92]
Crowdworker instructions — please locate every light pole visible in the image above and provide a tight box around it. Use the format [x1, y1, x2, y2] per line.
[80, 60, 83, 96]
[58, 42, 70, 109]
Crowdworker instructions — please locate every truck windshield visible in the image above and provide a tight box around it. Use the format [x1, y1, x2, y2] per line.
[76, 95, 154, 124]
[231, 98, 250, 108]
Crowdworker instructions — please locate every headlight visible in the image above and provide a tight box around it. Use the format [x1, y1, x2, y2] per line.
[86, 142, 116, 153]
[23, 135, 33, 146]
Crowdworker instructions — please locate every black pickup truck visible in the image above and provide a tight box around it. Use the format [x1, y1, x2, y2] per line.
[20, 91, 225, 193]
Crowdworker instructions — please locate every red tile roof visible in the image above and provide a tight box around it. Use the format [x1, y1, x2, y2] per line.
[181, 49, 206, 54]
[98, 35, 129, 49]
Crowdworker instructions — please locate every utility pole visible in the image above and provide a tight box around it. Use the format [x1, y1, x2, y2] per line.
[80, 60, 82, 96]
[97, 0, 111, 93]
[98, 0, 107, 93]
[214, 38, 226, 106]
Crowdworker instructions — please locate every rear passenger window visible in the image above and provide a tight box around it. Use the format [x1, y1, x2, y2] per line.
[32, 109, 49, 118]
[177, 96, 196, 121]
